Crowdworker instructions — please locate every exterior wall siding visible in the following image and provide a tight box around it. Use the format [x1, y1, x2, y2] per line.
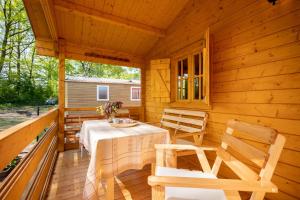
[145, 0, 300, 199]
[66, 81, 141, 108]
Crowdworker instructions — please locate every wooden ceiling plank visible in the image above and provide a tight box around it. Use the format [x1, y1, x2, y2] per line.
[54, 0, 166, 37]
[40, 0, 58, 40]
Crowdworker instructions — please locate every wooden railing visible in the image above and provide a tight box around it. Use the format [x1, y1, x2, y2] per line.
[0, 108, 58, 199]
[64, 106, 144, 150]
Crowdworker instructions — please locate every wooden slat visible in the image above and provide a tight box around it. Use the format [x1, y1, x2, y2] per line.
[0, 108, 58, 170]
[222, 134, 267, 168]
[155, 144, 216, 151]
[164, 108, 207, 117]
[148, 176, 277, 192]
[162, 114, 204, 126]
[26, 137, 58, 199]
[0, 123, 58, 199]
[227, 119, 277, 144]
[217, 148, 259, 181]
[161, 121, 201, 133]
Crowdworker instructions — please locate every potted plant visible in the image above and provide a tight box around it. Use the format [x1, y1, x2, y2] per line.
[96, 101, 123, 122]
[0, 156, 21, 181]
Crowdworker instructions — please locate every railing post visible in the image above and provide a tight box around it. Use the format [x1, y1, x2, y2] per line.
[58, 39, 65, 152]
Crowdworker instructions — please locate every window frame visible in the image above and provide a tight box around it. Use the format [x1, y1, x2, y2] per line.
[191, 50, 205, 102]
[176, 56, 190, 101]
[130, 86, 141, 101]
[96, 85, 110, 101]
[171, 28, 211, 109]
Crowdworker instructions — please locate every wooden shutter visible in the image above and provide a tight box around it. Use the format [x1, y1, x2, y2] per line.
[150, 59, 170, 101]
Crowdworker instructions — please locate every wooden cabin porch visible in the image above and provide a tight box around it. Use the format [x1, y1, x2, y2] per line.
[0, 0, 299, 199]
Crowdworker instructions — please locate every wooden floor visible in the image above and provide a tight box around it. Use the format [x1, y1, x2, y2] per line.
[45, 149, 200, 200]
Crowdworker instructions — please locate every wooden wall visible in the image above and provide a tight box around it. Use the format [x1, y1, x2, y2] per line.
[144, 0, 300, 199]
[65, 81, 141, 108]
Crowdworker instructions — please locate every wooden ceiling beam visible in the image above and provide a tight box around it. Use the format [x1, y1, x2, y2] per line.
[54, 0, 166, 38]
[65, 42, 145, 68]
[40, 0, 58, 41]
[35, 39, 145, 67]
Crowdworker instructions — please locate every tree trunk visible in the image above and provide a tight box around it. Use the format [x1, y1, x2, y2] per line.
[29, 47, 35, 81]
[0, 25, 10, 73]
[16, 22, 22, 95]
[0, 0, 12, 74]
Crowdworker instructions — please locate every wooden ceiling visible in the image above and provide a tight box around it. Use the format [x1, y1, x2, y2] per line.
[23, 0, 189, 67]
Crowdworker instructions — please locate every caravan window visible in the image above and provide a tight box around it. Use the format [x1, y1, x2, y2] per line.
[97, 85, 109, 101]
[131, 87, 141, 101]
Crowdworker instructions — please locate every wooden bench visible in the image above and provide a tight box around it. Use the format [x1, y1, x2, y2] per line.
[148, 119, 286, 200]
[160, 108, 208, 146]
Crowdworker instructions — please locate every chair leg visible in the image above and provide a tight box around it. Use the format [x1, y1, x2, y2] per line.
[152, 185, 165, 200]
[250, 192, 265, 200]
[225, 190, 242, 200]
[80, 144, 83, 158]
[193, 133, 204, 146]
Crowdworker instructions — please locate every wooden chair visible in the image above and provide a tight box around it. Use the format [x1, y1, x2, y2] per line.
[160, 108, 208, 146]
[116, 108, 130, 118]
[148, 119, 285, 200]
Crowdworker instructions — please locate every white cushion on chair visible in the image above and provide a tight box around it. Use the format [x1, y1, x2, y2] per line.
[155, 166, 226, 200]
[175, 139, 195, 145]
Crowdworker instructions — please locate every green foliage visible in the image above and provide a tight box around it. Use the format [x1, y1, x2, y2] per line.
[65, 60, 140, 80]
[0, 0, 140, 106]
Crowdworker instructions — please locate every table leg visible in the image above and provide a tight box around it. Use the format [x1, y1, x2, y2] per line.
[105, 177, 114, 200]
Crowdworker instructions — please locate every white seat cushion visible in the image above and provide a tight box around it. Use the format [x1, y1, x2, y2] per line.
[155, 166, 226, 200]
[176, 139, 195, 145]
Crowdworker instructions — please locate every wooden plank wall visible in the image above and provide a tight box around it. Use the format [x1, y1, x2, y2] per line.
[144, 0, 300, 199]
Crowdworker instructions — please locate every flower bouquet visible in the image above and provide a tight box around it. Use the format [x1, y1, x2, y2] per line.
[96, 101, 123, 122]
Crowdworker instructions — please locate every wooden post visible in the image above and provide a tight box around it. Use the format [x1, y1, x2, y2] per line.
[58, 40, 65, 152]
[140, 64, 146, 122]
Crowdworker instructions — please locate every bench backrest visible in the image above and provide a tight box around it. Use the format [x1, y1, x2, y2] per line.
[161, 108, 208, 133]
[212, 119, 285, 199]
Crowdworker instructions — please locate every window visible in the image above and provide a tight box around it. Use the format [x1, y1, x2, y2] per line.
[131, 86, 141, 101]
[97, 85, 109, 101]
[193, 52, 204, 100]
[176, 52, 207, 103]
[173, 32, 210, 108]
[177, 58, 189, 100]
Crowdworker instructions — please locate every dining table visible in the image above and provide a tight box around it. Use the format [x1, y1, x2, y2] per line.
[80, 119, 170, 200]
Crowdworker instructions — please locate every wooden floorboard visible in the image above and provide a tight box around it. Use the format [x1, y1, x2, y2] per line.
[45, 149, 201, 200]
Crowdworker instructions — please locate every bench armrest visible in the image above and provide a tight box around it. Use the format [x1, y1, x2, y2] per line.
[148, 176, 278, 193]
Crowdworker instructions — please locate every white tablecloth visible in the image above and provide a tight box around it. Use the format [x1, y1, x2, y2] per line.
[80, 120, 169, 199]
